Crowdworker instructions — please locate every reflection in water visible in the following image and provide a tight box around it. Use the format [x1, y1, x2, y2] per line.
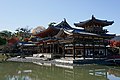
[0, 62, 120, 80]
[6, 75, 32, 80]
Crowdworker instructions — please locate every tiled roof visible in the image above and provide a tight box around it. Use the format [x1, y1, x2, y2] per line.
[74, 15, 114, 27]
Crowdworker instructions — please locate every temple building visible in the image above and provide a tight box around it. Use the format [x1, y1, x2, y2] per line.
[34, 16, 115, 59]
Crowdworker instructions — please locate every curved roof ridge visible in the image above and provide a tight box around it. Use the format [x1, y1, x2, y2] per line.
[74, 15, 114, 27]
[55, 19, 73, 29]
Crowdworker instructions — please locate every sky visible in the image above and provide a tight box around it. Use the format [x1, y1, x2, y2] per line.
[0, 0, 120, 34]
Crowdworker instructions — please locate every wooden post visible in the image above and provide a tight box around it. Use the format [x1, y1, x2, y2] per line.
[57, 41, 59, 54]
[83, 37, 85, 59]
[98, 38, 100, 57]
[73, 42, 75, 59]
[92, 37, 95, 59]
[105, 47, 107, 57]
[103, 38, 107, 57]
[73, 35, 76, 59]
[52, 42, 54, 54]
[42, 43, 44, 53]
[62, 43, 65, 58]
[50, 44, 51, 53]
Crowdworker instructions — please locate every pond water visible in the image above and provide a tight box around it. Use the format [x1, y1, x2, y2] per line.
[0, 62, 120, 80]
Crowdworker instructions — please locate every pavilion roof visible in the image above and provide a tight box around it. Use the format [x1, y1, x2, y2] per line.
[55, 29, 73, 38]
[74, 15, 114, 28]
[34, 18, 115, 39]
[54, 18, 73, 30]
[55, 28, 115, 39]
[34, 19, 73, 38]
[34, 26, 59, 38]
[55, 28, 101, 39]
[100, 34, 115, 39]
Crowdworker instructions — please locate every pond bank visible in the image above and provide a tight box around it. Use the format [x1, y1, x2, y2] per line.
[7, 56, 120, 66]
[7, 57, 74, 66]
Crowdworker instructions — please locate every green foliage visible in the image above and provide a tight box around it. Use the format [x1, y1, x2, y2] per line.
[0, 37, 6, 45]
[108, 47, 119, 55]
[48, 22, 56, 27]
[15, 26, 32, 41]
[0, 30, 12, 39]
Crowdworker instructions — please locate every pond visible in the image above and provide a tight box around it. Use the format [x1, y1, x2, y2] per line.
[0, 61, 120, 80]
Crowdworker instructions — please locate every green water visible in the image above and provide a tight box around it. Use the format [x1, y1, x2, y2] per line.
[0, 62, 120, 80]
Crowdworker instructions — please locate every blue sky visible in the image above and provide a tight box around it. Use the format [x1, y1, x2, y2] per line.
[0, 0, 120, 34]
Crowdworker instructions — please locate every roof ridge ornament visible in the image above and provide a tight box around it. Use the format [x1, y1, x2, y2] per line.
[64, 18, 66, 22]
[92, 15, 95, 20]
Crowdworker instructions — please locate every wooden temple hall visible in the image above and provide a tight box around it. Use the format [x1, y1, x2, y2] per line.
[34, 15, 115, 59]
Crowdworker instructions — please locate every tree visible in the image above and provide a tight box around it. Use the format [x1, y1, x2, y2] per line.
[0, 37, 6, 45]
[0, 30, 12, 40]
[15, 26, 32, 41]
[48, 22, 56, 27]
[109, 40, 120, 54]
[110, 40, 120, 47]
[0, 30, 13, 45]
